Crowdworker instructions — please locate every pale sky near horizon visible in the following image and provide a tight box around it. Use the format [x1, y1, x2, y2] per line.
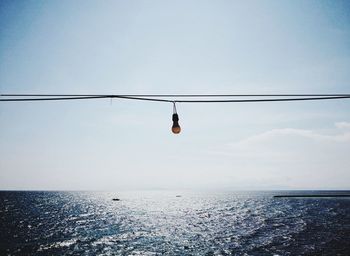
[0, 0, 350, 190]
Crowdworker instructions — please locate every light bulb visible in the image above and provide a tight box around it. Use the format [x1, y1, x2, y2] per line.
[172, 113, 181, 134]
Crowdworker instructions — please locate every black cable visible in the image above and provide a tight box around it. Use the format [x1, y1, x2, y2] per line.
[2, 93, 350, 97]
[173, 96, 350, 103]
[0, 96, 107, 101]
[0, 95, 173, 103]
[1, 94, 350, 103]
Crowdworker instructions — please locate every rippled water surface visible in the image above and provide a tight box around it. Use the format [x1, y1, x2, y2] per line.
[1, 191, 350, 255]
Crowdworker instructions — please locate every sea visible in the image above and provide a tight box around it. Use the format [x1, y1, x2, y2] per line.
[0, 191, 349, 256]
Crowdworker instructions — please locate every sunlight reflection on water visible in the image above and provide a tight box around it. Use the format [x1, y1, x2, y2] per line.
[1, 191, 350, 255]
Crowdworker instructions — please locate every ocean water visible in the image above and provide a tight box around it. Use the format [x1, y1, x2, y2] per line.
[0, 191, 350, 256]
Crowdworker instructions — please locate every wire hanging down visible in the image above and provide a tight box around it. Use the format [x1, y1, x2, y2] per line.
[1, 94, 350, 103]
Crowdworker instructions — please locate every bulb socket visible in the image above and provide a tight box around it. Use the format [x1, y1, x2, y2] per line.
[172, 113, 179, 122]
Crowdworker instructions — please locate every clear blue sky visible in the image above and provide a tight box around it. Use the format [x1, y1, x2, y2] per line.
[1, 0, 350, 190]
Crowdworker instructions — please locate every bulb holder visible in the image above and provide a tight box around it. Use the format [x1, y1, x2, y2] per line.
[172, 113, 179, 122]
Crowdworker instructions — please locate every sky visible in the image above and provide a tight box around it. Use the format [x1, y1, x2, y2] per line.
[0, 0, 350, 190]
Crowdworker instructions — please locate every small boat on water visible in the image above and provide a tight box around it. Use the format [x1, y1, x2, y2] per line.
[112, 198, 121, 201]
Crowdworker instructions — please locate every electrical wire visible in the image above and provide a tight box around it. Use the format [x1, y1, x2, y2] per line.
[2, 94, 350, 97]
[0, 95, 172, 103]
[1, 94, 350, 103]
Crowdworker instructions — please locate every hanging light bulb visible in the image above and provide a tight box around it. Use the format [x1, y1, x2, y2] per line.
[171, 102, 181, 134]
[172, 113, 181, 134]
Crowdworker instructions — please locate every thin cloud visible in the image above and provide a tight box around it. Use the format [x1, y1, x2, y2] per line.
[234, 122, 350, 147]
[209, 122, 350, 189]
